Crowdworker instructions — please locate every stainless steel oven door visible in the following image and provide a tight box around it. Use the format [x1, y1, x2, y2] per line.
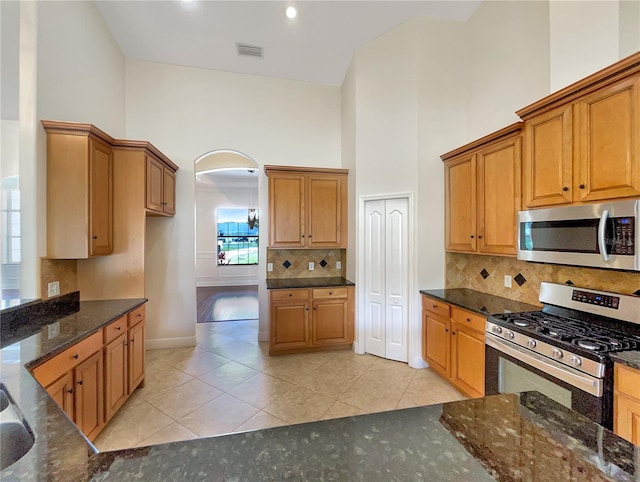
[485, 334, 612, 428]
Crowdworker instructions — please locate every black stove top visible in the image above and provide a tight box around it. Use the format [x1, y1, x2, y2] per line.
[490, 310, 640, 359]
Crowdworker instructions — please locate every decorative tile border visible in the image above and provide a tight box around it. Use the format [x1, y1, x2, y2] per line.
[267, 249, 345, 279]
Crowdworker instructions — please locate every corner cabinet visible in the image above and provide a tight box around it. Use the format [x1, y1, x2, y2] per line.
[269, 286, 354, 355]
[518, 53, 640, 208]
[43, 121, 114, 258]
[264, 165, 348, 248]
[442, 123, 522, 256]
[422, 295, 485, 398]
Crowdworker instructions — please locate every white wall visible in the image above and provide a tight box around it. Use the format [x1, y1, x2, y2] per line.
[549, 1, 621, 91]
[620, 0, 640, 57]
[467, 0, 550, 139]
[16, 1, 125, 298]
[341, 60, 357, 283]
[125, 60, 341, 345]
[195, 179, 259, 287]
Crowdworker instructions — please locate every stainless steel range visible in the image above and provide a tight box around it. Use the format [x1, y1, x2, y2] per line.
[485, 282, 640, 429]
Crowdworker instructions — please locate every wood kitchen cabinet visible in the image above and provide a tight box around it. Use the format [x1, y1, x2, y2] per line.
[31, 303, 146, 440]
[146, 154, 177, 216]
[614, 362, 640, 445]
[43, 121, 114, 258]
[265, 165, 348, 249]
[422, 295, 485, 398]
[518, 53, 640, 208]
[269, 286, 354, 355]
[443, 123, 522, 256]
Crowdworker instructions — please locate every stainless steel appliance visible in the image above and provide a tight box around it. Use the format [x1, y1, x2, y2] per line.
[485, 282, 640, 429]
[518, 200, 639, 271]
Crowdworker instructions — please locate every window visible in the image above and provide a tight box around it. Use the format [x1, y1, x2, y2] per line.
[217, 208, 258, 265]
[2, 185, 21, 264]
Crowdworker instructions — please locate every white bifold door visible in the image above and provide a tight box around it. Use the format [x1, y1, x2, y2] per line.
[363, 198, 409, 362]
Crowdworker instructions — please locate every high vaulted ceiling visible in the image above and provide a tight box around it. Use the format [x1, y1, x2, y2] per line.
[96, 1, 482, 86]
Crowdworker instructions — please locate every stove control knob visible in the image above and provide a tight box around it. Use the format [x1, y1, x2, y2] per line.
[527, 339, 537, 349]
[568, 355, 582, 367]
[551, 348, 564, 359]
[491, 326, 503, 335]
[504, 330, 515, 340]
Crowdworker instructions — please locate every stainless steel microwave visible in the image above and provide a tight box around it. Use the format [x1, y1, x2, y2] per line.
[517, 200, 639, 271]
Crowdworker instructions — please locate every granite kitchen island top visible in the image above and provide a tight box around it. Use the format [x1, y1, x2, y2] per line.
[421, 288, 541, 316]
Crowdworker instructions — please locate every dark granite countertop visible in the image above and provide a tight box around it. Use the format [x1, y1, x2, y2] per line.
[0, 296, 147, 481]
[611, 351, 640, 370]
[420, 288, 541, 316]
[267, 277, 355, 289]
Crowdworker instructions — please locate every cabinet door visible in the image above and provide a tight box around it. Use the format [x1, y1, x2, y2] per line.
[128, 321, 145, 393]
[268, 174, 306, 247]
[163, 167, 176, 215]
[307, 175, 346, 248]
[105, 333, 128, 422]
[146, 155, 165, 212]
[270, 301, 309, 349]
[477, 136, 521, 256]
[451, 323, 485, 398]
[425, 315, 450, 378]
[311, 298, 349, 345]
[614, 393, 640, 445]
[445, 154, 476, 252]
[74, 350, 103, 440]
[45, 371, 74, 420]
[576, 77, 640, 201]
[522, 105, 573, 207]
[89, 138, 113, 256]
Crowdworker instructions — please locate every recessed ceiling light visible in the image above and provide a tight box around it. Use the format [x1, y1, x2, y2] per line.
[285, 6, 297, 19]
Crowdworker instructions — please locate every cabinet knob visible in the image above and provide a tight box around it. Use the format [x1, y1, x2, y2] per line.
[329, 291, 333, 295]
[477, 235, 482, 239]
[116, 326, 121, 331]
[466, 318, 470, 322]
[124, 341, 129, 346]
[289, 294, 292, 297]
[131, 338, 135, 343]
[301, 235, 305, 238]
[67, 389, 74, 394]
[579, 183, 585, 189]
[305, 307, 309, 311]
[313, 307, 317, 311]
[308, 235, 312, 238]
[73, 354, 79, 359]
[452, 331, 456, 335]
[445, 328, 449, 333]
[470, 235, 474, 239]
[432, 304, 437, 308]
[77, 380, 83, 385]
[562, 186, 569, 192]
[92, 236, 98, 240]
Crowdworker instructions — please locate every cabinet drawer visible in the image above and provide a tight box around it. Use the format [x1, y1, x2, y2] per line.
[32, 331, 103, 387]
[104, 315, 127, 344]
[615, 363, 640, 400]
[451, 307, 486, 333]
[128, 304, 146, 327]
[312, 287, 348, 299]
[423, 296, 450, 319]
[271, 289, 309, 301]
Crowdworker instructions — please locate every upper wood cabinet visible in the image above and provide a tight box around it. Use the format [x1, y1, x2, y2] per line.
[442, 123, 522, 256]
[43, 121, 114, 258]
[518, 52, 640, 208]
[146, 154, 177, 216]
[265, 165, 348, 249]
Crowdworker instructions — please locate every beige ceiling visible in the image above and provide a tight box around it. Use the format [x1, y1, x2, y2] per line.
[96, 0, 482, 86]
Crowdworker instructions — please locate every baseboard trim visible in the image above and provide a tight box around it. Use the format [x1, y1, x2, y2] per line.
[258, 331, 269, 342]
[146, 336, 197, 350]
[410, 355, 428, 369]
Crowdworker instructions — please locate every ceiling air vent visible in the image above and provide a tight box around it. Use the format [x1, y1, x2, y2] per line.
[236, 43, 263, 59]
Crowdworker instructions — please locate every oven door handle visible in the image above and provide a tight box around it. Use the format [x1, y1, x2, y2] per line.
[486, 335, 603, 397]
[598, 209, 610, 261]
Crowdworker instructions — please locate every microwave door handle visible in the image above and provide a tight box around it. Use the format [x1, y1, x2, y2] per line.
[598, 209, 610, 261]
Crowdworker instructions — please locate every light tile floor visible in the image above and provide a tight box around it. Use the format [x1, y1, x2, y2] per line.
[93, 319, 466, 452]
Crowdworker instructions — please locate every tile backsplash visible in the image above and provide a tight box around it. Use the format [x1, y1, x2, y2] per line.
[446, 252, 640, 306]
[267, 249, 346, 279]
[40, 258, 78, 299]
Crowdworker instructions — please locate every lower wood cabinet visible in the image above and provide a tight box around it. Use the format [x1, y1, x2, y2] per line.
[32, 303, 146, 441]
[269, 286, 354, 355]
[422, 295, 486, 398]
[614, 362, 640, 444]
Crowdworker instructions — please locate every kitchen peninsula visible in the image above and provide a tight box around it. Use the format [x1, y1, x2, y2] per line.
[1, 295, 638, 480]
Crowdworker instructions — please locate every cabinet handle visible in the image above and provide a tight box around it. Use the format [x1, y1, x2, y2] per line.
[72, 354, 79, 360]
[77, 380, 83, 385]
[67, 389, 73, 394]
[562, 186, 569, 192]
[579, 183, 585, 189]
